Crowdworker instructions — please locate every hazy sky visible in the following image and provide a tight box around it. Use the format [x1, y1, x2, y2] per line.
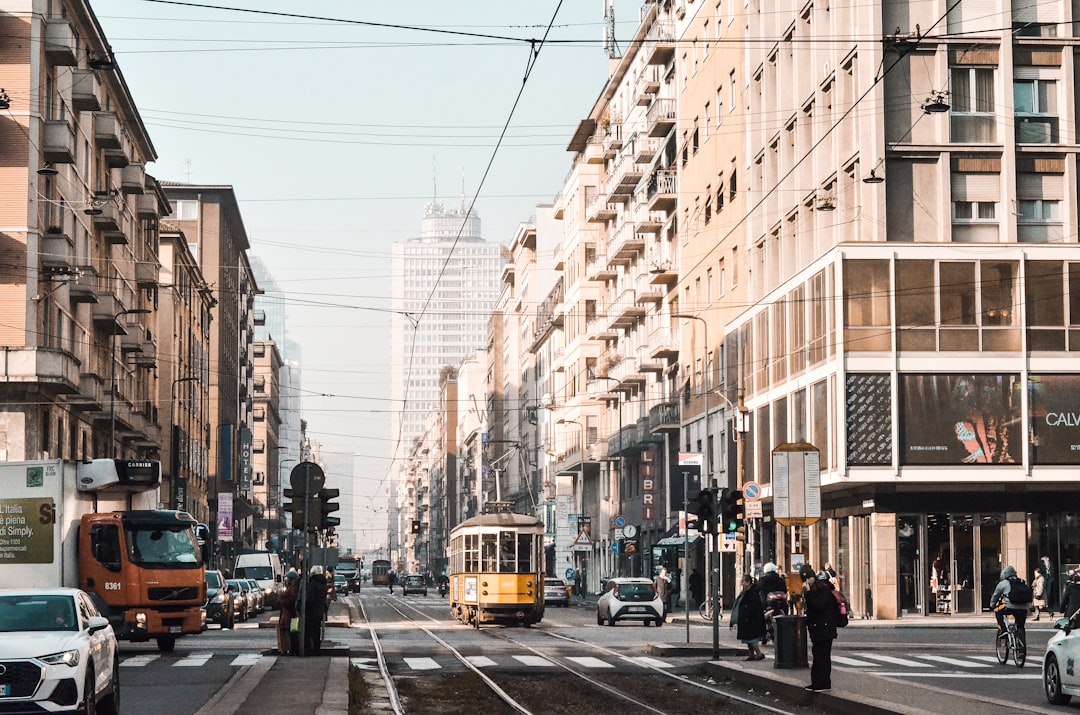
[95, 0, 631, 548]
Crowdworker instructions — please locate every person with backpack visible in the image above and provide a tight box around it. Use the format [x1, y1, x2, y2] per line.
[991, 565, 1032, 647]
[800, 565, 844, 693]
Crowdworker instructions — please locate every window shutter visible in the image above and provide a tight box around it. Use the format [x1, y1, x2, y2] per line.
[1017, 173, 1063, 199]
[951, 173, 1000, 201]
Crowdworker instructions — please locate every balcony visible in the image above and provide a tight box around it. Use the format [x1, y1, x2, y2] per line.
[42, 119, 76, 164]
[40, 230, 73, 271]
[647, 170, 677, 212]
[635, 273, 665, 304]
[601, 122, 623, 157]
[648, 258, 678, 285]
[552, 242, 565, 271]
[135, 259, 159, 287]
[70, 265, 99, 304]
[91, 293, 126, 330]
[92, 202, 121, 234]
[605, 155, 643, 199]
[136, 193, 161, 219]
[607, 287, 645, 327]
[44, 19, 77, 66]
[643, 21, 675, 65]
[633, 137, 660, 164]
[648, 326, 679, 360]
[94, 112, 122, 150]
[608, 222, 645, 263]
[649, 401, 681, 433]
[637, 344, 666, 373]
[0, 347, 79, 394]
[637, 66, 661, 96]
[119, 331, 145, 353]
[70, 70, 101, 112]
[634, 209, 666, 234]
[586, 195, 618, 223]
[584, 136, 605, 164]
[65, 374, 107, 412]
[120, 164, 146, 194]
[646, 99, 676, 137]
[586, 315, 618, 340]
[586, 251, 616, 281]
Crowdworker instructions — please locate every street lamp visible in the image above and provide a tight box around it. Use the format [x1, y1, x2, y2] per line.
[589, 375, 628, 576]
[108, 308, 151, 452]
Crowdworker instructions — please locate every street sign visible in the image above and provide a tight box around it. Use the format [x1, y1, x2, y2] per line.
[772, 443, 821, 526]
[289, 462, 325, 493]
[745, 500, 763, 519]
[565, 568, 576, 581]
[742, 481, 762, 501]
[613, 515, 626, 528]
[721, 533, 737, 552]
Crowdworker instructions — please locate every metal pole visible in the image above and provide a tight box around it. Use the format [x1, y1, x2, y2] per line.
[683, 468, 690, 643]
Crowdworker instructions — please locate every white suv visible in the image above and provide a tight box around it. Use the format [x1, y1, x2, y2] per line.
[596, 577, 664, 627]
[0, 587, 120, 714]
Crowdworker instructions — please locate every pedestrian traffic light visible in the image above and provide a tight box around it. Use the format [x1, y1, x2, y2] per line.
[411, 519, 422, 534]
[318, 488, 341, 530]
[696, 488, 717, 534]
[283, 487, 306, 530]
[721, 489, 743, 536]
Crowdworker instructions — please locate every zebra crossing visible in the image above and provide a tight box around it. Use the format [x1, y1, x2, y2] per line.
[829, 650, 1043, 677]
[350, 653, 681, 672]
[121, 653, 275, 668]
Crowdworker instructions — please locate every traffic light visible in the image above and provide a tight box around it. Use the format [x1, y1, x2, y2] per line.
[318, 488, 341, 530]
[722, 488, 744, 539]
[283, 487, 306, 530]
[410, 519, 422, 534]
[696, 488, 717, 534]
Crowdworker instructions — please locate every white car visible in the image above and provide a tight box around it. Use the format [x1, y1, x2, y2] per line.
[1043, 613, 1080, 705]
[0, 587, 120, 714]
[596, 577, 664, 627]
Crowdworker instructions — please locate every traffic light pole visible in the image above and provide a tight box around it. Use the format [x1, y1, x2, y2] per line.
[682, 468, 690, 645]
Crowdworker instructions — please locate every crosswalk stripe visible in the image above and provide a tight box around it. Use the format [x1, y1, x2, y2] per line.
[121, 654, 159, 667]
[513, 655, 553, 667]
[854, 653, 932, 667]
[969, 655, 1005, 663]
[465, 656, 497, 667]
[916, 654, 990, 668]
[176, 653, 214, 667]
[626, 656, 674, 669]
[230, 654, 263, 666]
[832, 655, 880, 667]
[566, 656, 614, 668]
[404, 657, 440, 670]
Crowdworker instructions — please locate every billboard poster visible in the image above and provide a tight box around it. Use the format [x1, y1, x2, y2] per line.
[0, 497, 54, 563]
[900, 374, 1020, 465]
[1029, 375, 1080, 464]
[217, 493, 234, 542]
[845, 373, 893, 466]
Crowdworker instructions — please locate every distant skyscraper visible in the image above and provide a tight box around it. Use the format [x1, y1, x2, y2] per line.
[388, 193, 504, 561]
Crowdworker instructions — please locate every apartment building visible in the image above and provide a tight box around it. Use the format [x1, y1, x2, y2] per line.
[251, 340, 282, 549]
[0, 2, 169, 463]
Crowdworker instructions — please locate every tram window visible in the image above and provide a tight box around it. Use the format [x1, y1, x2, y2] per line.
[517, 535, 532, 572]
[465, 534, 479, 573]
[500, 531, 517, 572]
[483, 534, 498, 572]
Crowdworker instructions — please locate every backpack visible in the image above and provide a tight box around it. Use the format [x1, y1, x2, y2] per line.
[831, 588, 849, 627]
[1008, 577, 1033, 604]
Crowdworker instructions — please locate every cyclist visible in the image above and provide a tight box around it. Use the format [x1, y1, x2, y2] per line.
[991, 565, 1032, 646]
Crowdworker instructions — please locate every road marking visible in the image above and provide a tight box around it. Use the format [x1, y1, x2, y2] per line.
[230, 654, 263, 667]
[404, 657, 441, 670]
[177, 653, 214, 667]
[566, 656, 614, 668]
[625, 656, 674, 669]
[873, 672, 1043, 679]
[916, 654, 990, 668]
[121, 654, 160, 667]
[234, 623, 261, 629]
[854, 653, 932, 667]
[513, 655, 553, 667]
[350, 658, 377, 671]
[969, 655, 1006, 663]
[466, 656, 497, 668]
[833, 655, 880, 667]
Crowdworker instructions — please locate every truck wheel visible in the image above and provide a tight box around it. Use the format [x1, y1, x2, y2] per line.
[156, 636, 176, 653]
[96, 656, 120, 715]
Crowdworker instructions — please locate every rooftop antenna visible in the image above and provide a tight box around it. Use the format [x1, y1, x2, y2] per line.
[460, 167, 466, 211]
[603, 0, 619, 59]
[431, 156, 437, 203]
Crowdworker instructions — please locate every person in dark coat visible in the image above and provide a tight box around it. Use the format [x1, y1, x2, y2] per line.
[801, 565, 841, 692]
[1060, 570, 1080, 620]
[278, 570, 300, 655]
[688, 568, 704, 608]
[303, 566, 329, 656]
[731, 574, 766, 660]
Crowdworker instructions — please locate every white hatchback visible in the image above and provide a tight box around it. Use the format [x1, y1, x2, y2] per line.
[596, 577, 664, 627]
[1043, 611, 1080, 705]
[0, 587, 120, 714]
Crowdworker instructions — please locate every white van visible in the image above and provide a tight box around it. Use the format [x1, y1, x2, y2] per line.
[234, 551, 284, 609]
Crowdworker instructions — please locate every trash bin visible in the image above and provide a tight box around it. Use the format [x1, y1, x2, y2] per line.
[773, 614, 808, 669]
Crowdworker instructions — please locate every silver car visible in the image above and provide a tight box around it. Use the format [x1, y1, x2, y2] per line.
[544, 578, 571, 607]
[245, 579, 265, 614]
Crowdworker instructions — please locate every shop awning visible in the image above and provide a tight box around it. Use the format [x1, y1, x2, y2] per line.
[656, 533, 701, 547]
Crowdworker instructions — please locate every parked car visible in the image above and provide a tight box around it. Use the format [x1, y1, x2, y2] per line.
[204, 569, 235, 628]
[334, 573, 348, 595]
[226, 579, 251, 621]
[544, 577, 571, 607]
[596, 577, 664, 627]
[0, 587, 120, 714]
[1044, 614, 1080, 704]
[402, 574, 428, 596]
[245, 578, 265, 614]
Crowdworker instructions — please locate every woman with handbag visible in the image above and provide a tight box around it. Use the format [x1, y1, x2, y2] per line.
[278, 570, 300, 655]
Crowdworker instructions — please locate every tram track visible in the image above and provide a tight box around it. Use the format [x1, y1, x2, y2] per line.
[356, 592, 819, 715]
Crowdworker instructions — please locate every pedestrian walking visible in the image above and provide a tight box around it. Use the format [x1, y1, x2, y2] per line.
[801, 565, 842, 693]
[1033, 568, 1047, 621]
[277, 570, 300, 655]
[653, 567, 672, 618]
[730, 574, 766, 660]
[388, 571, 397, 595]
[688, 568, 704, 608]
[1061, 570, 1080, 620]
[303, 566, 328, 656]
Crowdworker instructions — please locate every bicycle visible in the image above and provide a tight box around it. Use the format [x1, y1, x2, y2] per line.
[698, 594, 723, 622]
[995, 611, 1026, 667]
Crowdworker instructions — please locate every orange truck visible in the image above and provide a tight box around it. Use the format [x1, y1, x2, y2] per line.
[0, 459, 205, 651]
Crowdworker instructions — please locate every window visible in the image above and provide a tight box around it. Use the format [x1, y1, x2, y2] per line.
[170, 200, 199, 221]
[716, 85, 724, 125]
[950, 67, 996, 142]
[951, 172, 1000, 243]
[729, 70, 736, 112]
[704, 102, 711, 139]
[1017, 199, 1062, 242]
[1014, 78, 1058, 143]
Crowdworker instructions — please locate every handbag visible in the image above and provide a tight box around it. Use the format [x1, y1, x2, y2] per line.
[289, 617, 300, 633]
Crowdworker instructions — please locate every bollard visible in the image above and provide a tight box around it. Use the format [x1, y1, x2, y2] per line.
[773, 614, 808, 668]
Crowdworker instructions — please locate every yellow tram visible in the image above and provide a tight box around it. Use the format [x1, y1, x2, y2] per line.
[448, 508, 545, 628]
[371, 559, 391, 587]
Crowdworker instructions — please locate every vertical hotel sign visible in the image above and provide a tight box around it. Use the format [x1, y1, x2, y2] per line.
[238, 428, 252, 491]
[218, 493, 234, 542]
[641, 449, 657, 521]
